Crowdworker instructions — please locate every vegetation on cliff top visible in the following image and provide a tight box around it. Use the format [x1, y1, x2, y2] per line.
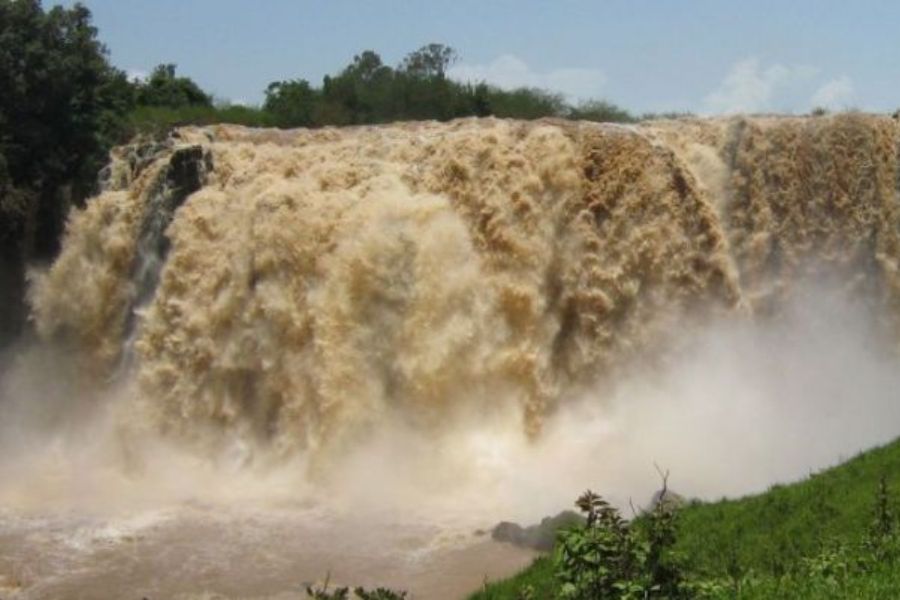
[0, 0, 639, 347]
[0, 0, 652, 346]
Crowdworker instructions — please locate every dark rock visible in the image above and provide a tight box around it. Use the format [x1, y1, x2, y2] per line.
[166, 145, 212, 200]
[648, 488, 687, 512]
[119, 144, 213, 361]
[491, 510, 584, 551]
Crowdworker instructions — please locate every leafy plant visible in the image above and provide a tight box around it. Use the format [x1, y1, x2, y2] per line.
[306, 573, 349, 599]
[555, 471, 692, 600]
[305, 573, 407, 600]
[640, 468, 688, 597]
[555, 490, 643, 599]
[474, 449, 900, 599]
[869, 475, 895, 540]
[353, 587, 408, 600]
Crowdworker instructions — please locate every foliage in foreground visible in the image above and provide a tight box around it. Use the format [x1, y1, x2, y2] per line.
[305, 576, 407, 600]
[472, 441, 900, 599]
[553, 483, 690, 599]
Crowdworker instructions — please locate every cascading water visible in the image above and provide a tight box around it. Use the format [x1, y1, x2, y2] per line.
[116, 145, 212, 376]
[28, 114, 900, 454]
[5, 114, 900, 599]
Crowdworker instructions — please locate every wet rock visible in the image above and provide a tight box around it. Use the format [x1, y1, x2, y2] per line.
[647, 488, 687, 512]
[119, 144, 213, 363]
[491, 510, 584, 551]
[166, 145, 212, 201]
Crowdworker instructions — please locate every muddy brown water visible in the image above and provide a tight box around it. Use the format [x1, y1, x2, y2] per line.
[0, 505, 535, 599]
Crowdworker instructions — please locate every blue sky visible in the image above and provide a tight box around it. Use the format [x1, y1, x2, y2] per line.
[55, 0, 900, 114]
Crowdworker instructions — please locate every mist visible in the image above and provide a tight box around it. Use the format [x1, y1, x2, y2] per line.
[2, 280, 898, 596]
[2, 274, 899, 600]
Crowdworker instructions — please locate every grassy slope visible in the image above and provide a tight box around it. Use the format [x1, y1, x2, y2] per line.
[471, 556, 555, 600]
[735, 562, 900, 600]
[471, 437, 900, 599]
[677, 439, 900, 576]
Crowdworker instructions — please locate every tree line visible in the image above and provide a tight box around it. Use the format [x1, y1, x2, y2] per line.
[0, 0, 652, 344]
[260, 45, 637, 128]
[128, 46, 644, 131]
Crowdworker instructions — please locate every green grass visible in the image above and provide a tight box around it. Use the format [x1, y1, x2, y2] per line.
[676, 440, 900, 577]
[471, 557, 555, 600]
[471, 437, 900, 599]
[472, 556, 555, 600]
[735, 562, 900, 600]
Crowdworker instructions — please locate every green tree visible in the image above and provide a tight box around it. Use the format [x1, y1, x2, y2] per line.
[135, 63, 212, 109]
[264, 79, 320, 127]
[318, 50, 397, 124]
[256, 44, 632, 129]
[400, 43, 457, 79]
[394, 44, 463, 121]
[471, 82, 492, 117]
[0, 0, 134, 342]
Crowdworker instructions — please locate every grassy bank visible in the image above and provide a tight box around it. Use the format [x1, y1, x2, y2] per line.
[472, 437, 900, 599]
[676, 441, 900, 577]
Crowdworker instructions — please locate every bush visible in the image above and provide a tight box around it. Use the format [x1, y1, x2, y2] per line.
[478, 468, 900, 599]
[555, 477, 695, 599]
[305, 574, 407, 600]
[570, 100, 636, 123]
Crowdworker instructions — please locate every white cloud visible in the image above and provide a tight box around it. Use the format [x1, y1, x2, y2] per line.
[703, 58, 818, 115]
[449, 54, 607, 102]
[810, 76, 855, 109]
[126, 68, 148, 83]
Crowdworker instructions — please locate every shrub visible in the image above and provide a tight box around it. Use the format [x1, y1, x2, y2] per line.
[555, 475, 694, 599]
[305, 574, 407, 600]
